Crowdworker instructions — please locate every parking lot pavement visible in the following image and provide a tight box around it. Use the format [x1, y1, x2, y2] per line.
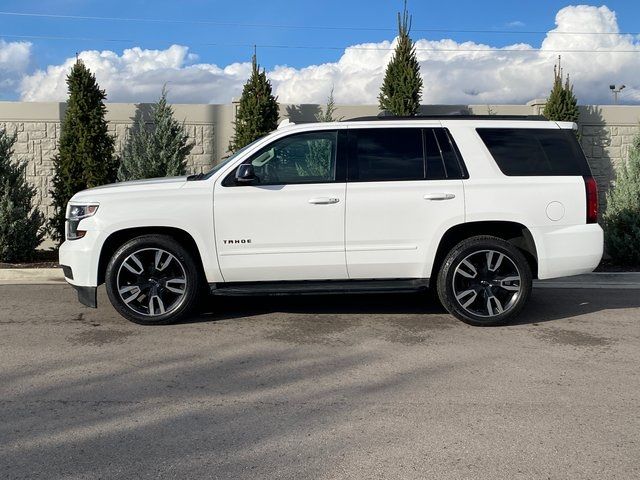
[1, 285, 639, 479]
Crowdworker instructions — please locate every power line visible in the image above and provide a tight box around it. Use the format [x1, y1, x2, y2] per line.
[2, 33, 640, 54]
[0, 11, 638, 36]
[2, 33, 136, 43]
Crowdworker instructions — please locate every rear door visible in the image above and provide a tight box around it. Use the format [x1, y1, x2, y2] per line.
[345, 126, 466, 279]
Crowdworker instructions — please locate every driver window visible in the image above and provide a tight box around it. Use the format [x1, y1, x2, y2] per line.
[248, 131, 337, 185]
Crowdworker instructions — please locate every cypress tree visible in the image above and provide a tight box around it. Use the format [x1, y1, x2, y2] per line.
[316, 87, 340, 122]
[229, 52, 279, 152]
[0, 128, 44, 262]
[118, 88, 194, 181]
[297, 88, 341, 178]
[378, 1, 423, 116]
[543, 56, 579, 124]
[603, 127, 640, 265]
[295, 135, 334, 178]
[48, 59, 117, 244]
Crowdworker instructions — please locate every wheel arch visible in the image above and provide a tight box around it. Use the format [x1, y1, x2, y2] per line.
[97, 226, 206, 285]
[430, 221, 538, 280]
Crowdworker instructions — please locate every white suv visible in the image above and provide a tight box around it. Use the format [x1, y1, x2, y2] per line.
[60, 116, 603, 326]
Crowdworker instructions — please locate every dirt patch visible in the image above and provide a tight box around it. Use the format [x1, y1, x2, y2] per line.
[266, 314, 360, 345]
[535, 327, 613, 348]
[594, 261, 640, 273]
[383, 314, 455, 345]
[266, 311, 455, 346]
[386, 314, 454, 332]
[71, 313, 101, 327]
[67, 329, 135, 346]
[0, 262, 59, 269]
[0, 251, 59, 269]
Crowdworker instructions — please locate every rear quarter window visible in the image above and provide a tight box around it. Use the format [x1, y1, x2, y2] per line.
[477, 128, 591, 176]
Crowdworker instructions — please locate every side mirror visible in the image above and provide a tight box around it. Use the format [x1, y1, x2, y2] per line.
[235, 164, 256, 184]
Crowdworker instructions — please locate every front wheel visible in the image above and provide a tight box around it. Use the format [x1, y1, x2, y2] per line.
[105, 234, 202, 325]
[436, 235, 532, 326]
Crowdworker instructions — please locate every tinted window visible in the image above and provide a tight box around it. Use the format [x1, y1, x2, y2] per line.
[477, 128, 591, 176]
[424, 129, 446, 180]
[229, 131, 338, 185]
[434, 128, 465, 179]
[349, 128, 424, 181]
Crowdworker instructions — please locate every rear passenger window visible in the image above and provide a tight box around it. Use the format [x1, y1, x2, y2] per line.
[477, 128, 591, 176]
[428, 128, 466, 180]
[348, 128, 423, 181]
[348, 127, 467, 182]
[424, 129, 446, 180]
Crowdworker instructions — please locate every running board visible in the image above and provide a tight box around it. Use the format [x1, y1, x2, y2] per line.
[209, 278, 429, 296]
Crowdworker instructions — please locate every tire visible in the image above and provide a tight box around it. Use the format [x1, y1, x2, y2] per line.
[436, 235, 532, 326]
[105, 234, 202, 325]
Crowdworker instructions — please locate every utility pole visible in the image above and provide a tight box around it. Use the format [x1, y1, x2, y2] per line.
[609, 84, 626, 104]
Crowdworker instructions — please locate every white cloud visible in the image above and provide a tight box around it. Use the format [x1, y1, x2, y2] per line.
[19, 45, 251, 103]
[0, 39, 32, 98]
[16, 5, 640, 105]
[506, 20, 525, 27]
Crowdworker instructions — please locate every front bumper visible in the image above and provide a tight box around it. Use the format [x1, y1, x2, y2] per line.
[59, 230, 104, 308]
[59, 230, 102, 287]
[71, 283, 97, 308]
[59, 262, 98, 308]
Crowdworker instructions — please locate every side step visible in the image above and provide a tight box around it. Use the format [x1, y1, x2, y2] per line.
[209, 278, 429, 296]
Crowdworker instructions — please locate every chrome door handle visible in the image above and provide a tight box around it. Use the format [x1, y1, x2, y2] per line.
[423, 193, 456, 201]
[308, 197, 340, 205]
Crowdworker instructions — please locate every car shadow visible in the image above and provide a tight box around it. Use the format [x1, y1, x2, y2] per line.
[181, 291, 447, 324]
[178, 287, 640, 327]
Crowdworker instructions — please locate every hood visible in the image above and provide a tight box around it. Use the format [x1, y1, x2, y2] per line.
[71, 176, 188, 202]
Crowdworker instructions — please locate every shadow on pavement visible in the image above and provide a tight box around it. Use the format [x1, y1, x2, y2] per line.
[182, 288, 640, 327]
[0, 344, 462, 478]
[514, 288, 640, 325]
[184, 291, 447, 324]
[1, 284, 639, 477]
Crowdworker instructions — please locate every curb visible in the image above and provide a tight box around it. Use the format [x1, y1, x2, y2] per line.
[1, 269, 640, 289]
[0, 268, 65, 285]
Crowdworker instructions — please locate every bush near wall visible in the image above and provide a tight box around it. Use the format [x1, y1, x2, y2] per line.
[0, 128, 44, 262]
[603, 127, 640, 265]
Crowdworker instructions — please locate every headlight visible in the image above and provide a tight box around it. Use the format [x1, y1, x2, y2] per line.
[66, 204, 99, 240]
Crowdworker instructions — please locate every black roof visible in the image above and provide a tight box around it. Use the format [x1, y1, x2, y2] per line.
[345, 114, 547, 121]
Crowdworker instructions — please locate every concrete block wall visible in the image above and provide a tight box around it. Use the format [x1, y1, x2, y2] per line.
[0, 100, 638, 222]
[574, 105, 640, 208]
[0, 102, 237, 220]
[0, 119, 59, 219]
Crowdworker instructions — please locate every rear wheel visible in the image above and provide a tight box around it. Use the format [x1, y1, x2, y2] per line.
[105, 234, 201, 325]
[436, 235, 532, 326]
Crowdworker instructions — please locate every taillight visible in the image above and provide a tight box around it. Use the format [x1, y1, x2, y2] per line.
[584, 176, 598, 224]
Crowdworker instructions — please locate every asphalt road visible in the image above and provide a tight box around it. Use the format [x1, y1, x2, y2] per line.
[1, 285, 639, 479]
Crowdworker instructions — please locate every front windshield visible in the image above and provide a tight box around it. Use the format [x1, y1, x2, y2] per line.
[202, 137, 265, 179]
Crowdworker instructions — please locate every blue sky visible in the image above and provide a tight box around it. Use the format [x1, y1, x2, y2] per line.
[1, 1, 639, 104]
[3, 0, 640, 70]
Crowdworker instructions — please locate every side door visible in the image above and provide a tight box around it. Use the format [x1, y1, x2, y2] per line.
[345, 126, 466, 279]
[213, 129, 348, 282]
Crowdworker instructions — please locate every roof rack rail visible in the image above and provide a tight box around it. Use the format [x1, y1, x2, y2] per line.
[345, 114, 547, 121]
